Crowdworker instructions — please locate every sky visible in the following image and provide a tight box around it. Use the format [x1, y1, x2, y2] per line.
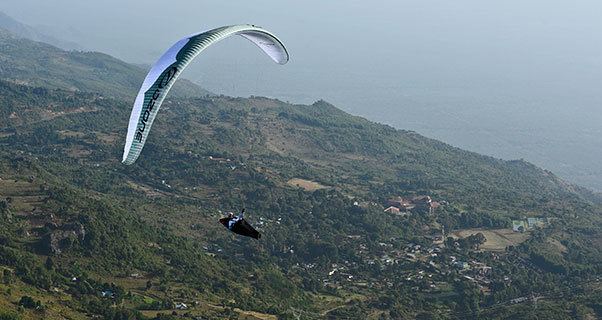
[2, 0, 602, 190]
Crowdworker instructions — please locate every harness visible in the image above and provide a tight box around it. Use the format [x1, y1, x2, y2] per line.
[228, 216, 242, 230]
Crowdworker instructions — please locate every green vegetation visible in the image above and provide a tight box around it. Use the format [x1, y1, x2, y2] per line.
[0, 29, 600, 319]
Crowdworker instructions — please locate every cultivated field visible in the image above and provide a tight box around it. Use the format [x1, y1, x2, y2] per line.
[0, 178, 47, 213]
[287, 178, 327, 191]
[451, 228, 530, 251]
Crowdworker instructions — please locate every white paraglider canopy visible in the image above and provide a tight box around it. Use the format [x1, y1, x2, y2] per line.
[123, 24, 289, 165]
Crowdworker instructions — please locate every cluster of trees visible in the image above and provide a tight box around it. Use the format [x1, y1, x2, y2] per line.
[445, 233, 486, 250]
[17, 296, 42, 310]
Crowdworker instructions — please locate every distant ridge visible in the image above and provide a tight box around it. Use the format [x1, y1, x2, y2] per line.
[0, 11, 82, 51]
[0, 25, 212, 98]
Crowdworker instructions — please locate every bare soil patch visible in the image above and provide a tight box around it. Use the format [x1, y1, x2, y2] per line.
[287, 178, 327, 191]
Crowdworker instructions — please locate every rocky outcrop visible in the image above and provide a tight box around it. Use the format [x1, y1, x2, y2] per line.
[40, 222, 86, 255]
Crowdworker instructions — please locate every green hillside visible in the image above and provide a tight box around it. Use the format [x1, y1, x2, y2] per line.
[0, 28, 211, 99]
[0, 32, 600, 320]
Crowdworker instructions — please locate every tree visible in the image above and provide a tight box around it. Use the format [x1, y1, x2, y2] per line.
[18, 296, 40, 309]
[468, 233, 486, 250]
[445, 237, 456, 248]
[0, 200, 10, 218]
[45, 257, 54, 270]
[2, 269, 12, 285]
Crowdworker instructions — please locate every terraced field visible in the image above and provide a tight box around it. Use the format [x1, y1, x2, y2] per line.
[0, 178, 47, 214]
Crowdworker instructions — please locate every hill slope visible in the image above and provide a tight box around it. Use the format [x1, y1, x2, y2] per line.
[0, 80, 600, 319]
[0, 27, 211, 99]
[0, 38, 600, 319]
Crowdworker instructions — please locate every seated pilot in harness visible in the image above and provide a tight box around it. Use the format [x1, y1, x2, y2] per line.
[219, 208, 261, 239]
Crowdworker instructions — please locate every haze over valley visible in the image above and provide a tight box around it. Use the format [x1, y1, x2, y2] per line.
[3, 0, 602, 190]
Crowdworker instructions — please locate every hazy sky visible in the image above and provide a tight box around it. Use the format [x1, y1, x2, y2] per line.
[2, 0, 602, 189]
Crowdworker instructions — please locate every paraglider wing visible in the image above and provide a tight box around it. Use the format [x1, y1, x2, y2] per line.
[122, 25, 289, 165]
